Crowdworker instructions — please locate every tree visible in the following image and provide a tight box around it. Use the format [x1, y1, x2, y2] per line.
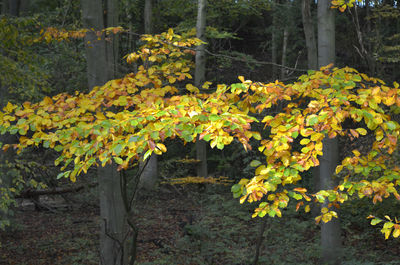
[231, 66, 400, 243]
[139, 0, 159, 191]
[0, 29, 258, 263]
[195, 0, 208, 178]
[81, 0, 128, 264]
[317, 0, 341, 263]
[301, 0, 317, 70]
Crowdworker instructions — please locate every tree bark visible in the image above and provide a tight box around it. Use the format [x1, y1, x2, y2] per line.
[195, 0, 208, 178]
[301, 0, 318, 70]
[281, 27, 289, 79]
[317, 0, 341, 264]
[317, 0, 335, 67]
[8, 0, 19, 16]
[106, 0, 119, 78]
[138, 0, 159, 192]
[271, 1, 278, 79]
[81, 0, 128, 264]
[144, 0, 153, 34]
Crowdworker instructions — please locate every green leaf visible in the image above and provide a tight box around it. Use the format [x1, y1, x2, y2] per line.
[231, 184, 241, 193]
[54, 145, 63, 152]
[307, 115, 319, 126]
[386, 121, 397, 130]
[56, 172, 65, 179]
[250, 160, 262, 167]
[113, 144, 123, 155]
[209, 114, 220, 121]
[371, 219, 383, 225]
[114, 157, 123, 164]
[203, 134, 211, 141]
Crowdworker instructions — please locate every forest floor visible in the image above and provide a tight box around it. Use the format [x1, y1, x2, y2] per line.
[1, 184, 400, 265]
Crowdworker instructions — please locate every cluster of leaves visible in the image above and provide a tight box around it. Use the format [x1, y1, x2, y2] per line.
[230, 65, 400, 238]
[0, 156, 47, 230]
[161, 176, 233, 185]
[0, 30, 258, 185]
[35, 26, 125, 43]
[330, 0, 361, 12]
[0, 16, 50, 104]
[2, 26, 400, 240]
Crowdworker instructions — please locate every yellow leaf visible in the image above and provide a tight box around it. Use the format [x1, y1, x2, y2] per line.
[185, 84, 200, 93]
[321, 207, 329, 214]
[335, 165, 343, 174]
[300, 138, 310, 145]
[305, 205, 310, 213]
[238, 76, 245, 82]
[156, 143, 167, 153]
[385, 215, 392, 221]
[393, 228, 400, 238]
[355, 128, 367, 135]
[383, 228, 392, 239]
[168, 76, 176, 84]
[4, 102, 15, 113]
[202, 81, 212, 89]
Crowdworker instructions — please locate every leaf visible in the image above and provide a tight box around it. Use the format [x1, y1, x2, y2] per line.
[143, 149, 152, 161]
[250, 160, 262, 167]
[393, 228, 400, 238]
[386, 121, 397, 130]
[300, 138, 310, 145]
[231, 184, 241, 193]
[307, 115, 319, 126]
[356, 128, 367, 135]
[156, 143, 167, 153]
[209, 114, 220, 121]
[114, 157, 123, 164]
[371, 218, 383, 225]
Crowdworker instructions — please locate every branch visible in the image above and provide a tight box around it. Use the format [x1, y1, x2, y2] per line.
[15, 183, 97, 198]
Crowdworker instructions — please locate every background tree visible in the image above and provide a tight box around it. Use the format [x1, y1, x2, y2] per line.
[195, 0, 208, 178]
[317, 0, 342, 263]
[81, 0, 128, 264]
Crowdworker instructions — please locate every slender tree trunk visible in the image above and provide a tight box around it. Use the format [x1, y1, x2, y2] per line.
[301, 0, 318, 70]
[8, 0, 19, 16]
[106, 0, 119, 77]
[253, 220, 268, 265]
[195, 0, 207, 178]
[271, 1, 278, 79]
[139, 0, 158, 191]
[281, 27, 289, 79]
[144, 0, 153, 34]
[81, 1, 128, 264]
[317, 0, 341, 264]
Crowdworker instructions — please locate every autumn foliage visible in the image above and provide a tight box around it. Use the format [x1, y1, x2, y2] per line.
[1, 29, 400, 239]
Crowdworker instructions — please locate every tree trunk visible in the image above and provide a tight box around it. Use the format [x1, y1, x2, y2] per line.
[317, 0, 341, 264]
[301, 0, 318, 70]
[280, 27, 289, 79]
[98, 164, 128, 265]
[317, 0, 335, 67]
[138, 0, 159, 192]
[81, 0, 128, 264]
[195, 0, 208, 178]
[144, 0, 153, 34]
[139, 153, 158, 190]
[253, 220, 268, 265]
[106, 0, 119, 78]
[271, 1, 278, 79]
[8, 0, 19, 16]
